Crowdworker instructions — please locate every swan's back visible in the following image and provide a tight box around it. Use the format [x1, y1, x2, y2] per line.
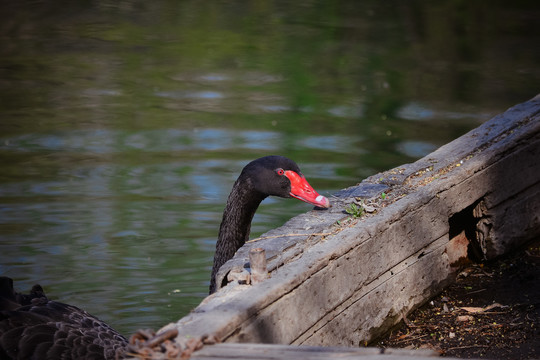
[0, 277, 128, 360]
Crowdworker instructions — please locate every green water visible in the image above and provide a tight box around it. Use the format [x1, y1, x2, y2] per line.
[0, 1, 538, 335]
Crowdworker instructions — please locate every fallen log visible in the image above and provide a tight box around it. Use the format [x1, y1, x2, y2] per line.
[162, 94, 540, 349]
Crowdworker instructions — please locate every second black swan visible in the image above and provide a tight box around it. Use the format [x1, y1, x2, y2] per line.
[0, 155, 329, 359]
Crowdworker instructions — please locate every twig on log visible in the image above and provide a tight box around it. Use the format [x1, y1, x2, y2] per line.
[247, 232, 334, 243]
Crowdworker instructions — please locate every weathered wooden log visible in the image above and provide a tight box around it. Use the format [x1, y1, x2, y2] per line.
[191, 343, 440, 359]
[164, 95, 540, 348]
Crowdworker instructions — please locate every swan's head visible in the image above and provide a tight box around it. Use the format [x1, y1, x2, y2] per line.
[242, 155, 330, 209]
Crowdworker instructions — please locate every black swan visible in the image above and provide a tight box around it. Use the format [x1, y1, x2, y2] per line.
[0, 155, 329, 359]
[209, 155, 329, 293]
[0, 277, 128, 359]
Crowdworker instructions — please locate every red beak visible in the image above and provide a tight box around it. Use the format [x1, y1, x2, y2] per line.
[284, 170, 330, 209]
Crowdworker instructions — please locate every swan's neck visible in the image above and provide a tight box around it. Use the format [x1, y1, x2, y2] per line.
[210, 177, 266, 293]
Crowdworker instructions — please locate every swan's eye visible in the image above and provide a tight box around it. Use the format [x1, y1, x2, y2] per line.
[276, 168, 285, 176]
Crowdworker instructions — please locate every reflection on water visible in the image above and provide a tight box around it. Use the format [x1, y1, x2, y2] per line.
[1, 128, 283, 154]
[395, 140, 438, 159]
[0, 0, 538, 336]
[396, 102, 493, 122]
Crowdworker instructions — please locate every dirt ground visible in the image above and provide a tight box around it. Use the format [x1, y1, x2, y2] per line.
[375, 238, 540, 359]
